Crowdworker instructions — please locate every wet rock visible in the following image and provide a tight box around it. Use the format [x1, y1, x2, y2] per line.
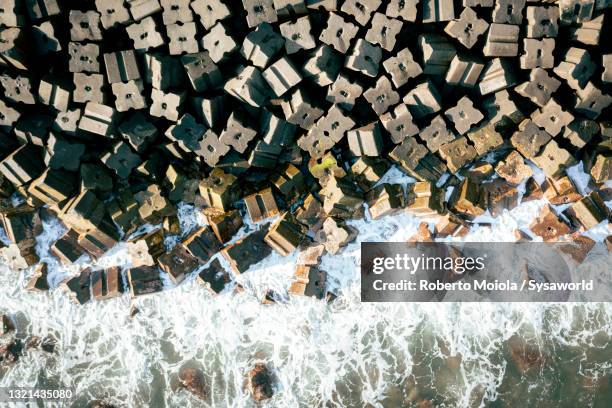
[542, 176, 582, 206]
[0, 338, 23, 365]
[0, 243, 29, 270]
[495, 150, 533, 185]
[60, 269, 92, 305]
[25, 262, 49, 292]
[158, 245, 200, 284]
[128, 228, 165, 261]
[91, 268, 124, 300]
[434, 213, 470, 238]
[555, 233, 596, 265]
[127, 239, 156, 267]
[1, 314, 15, 336]
[564, 191, 609, 230]
[407, 222, 434, 242]
[262, 289, 284, 304]
[522, 177, 544, 202]
[25, 335, 56, 353]
[249, 363, 274, 401]
[450, 178, 487, 219]
[529, 205, 572, 241]
[127, 266, 164, 298]
[178, 366, 208, 400]
[221, 227, 272, 273]
[485, 179, 519, 217]
[203, 208, 243, 244]
[196, 259, 232, 295]
[296, 244, 326, 266]
[320, 217, 358, 255]
[464, 162, 494, 183]
[405, 181, 445, 217]
[264, 212, 306, 256]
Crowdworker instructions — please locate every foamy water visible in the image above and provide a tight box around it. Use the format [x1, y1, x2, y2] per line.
[0, 164, 611, 407]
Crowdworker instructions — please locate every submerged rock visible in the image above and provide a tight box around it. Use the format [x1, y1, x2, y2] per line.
[249, 363, 274, 401]
[508, 334, 546, 373]
[0, 339, 24, 365]
[25, 335, 56, 353]
[416, 400, 435, 408]
[178, 366, 207, 400]
[87, 401, 117, 408]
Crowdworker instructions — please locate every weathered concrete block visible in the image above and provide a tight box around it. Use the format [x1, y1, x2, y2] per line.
[221, 227, 272, 273]
[422, 0, 454, 23]
[280, 16, 316, 54]
[419, 33, 456, 75]
[38, 76, 72, 112]
[445, 96, 484, 135]
[363, 76, 400, 116]
[520, 38, 555, 69]
[262, 56, 302, 97]
[438, 136, 478, 173]
[532, 99, 574, 137]
[69, 10, 102, 42]
[127, 0, 162, 21]
[244, 0, 278, 28]
[479, 58, 516, 95]
[160, 0, 193, 25]
[201, 22, 237, 63]
[383, 47, 422, 88]
[281, 88, 324, 130]
[96, 0, 131, 29]
[511, 119, 552, 160]
[380, 103, 419, 144]
[101, 141, 142, 178]
[420, 115, 455, 153]
[347, 123, 384, 156]
[150, 88, 186, 121]
[224, 65, 271, 107]
[515, 68, 561, 107]
[192, 0, 231, 29]
[241, 23, 284, 69]
[196, 259, 232, 294]
[0, 75, 36, 104]
[526, 6, 559, 38]
[533, 139, 576, 178]
[403, 81, 442, 119]
[319, 13, 358, 53]
[446, 7, 488, 49]
[167, 21, 199, 55]
[366, 13, 403, 52]
[126, 16, 165, 51]
[341, 0, 381, 26]
[386, 0, 418, 22]
[493, 0, 525, 24]
[483, 23, 519, 56]
[302, 45, 342, 86]
[345, 39, 382, 77]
